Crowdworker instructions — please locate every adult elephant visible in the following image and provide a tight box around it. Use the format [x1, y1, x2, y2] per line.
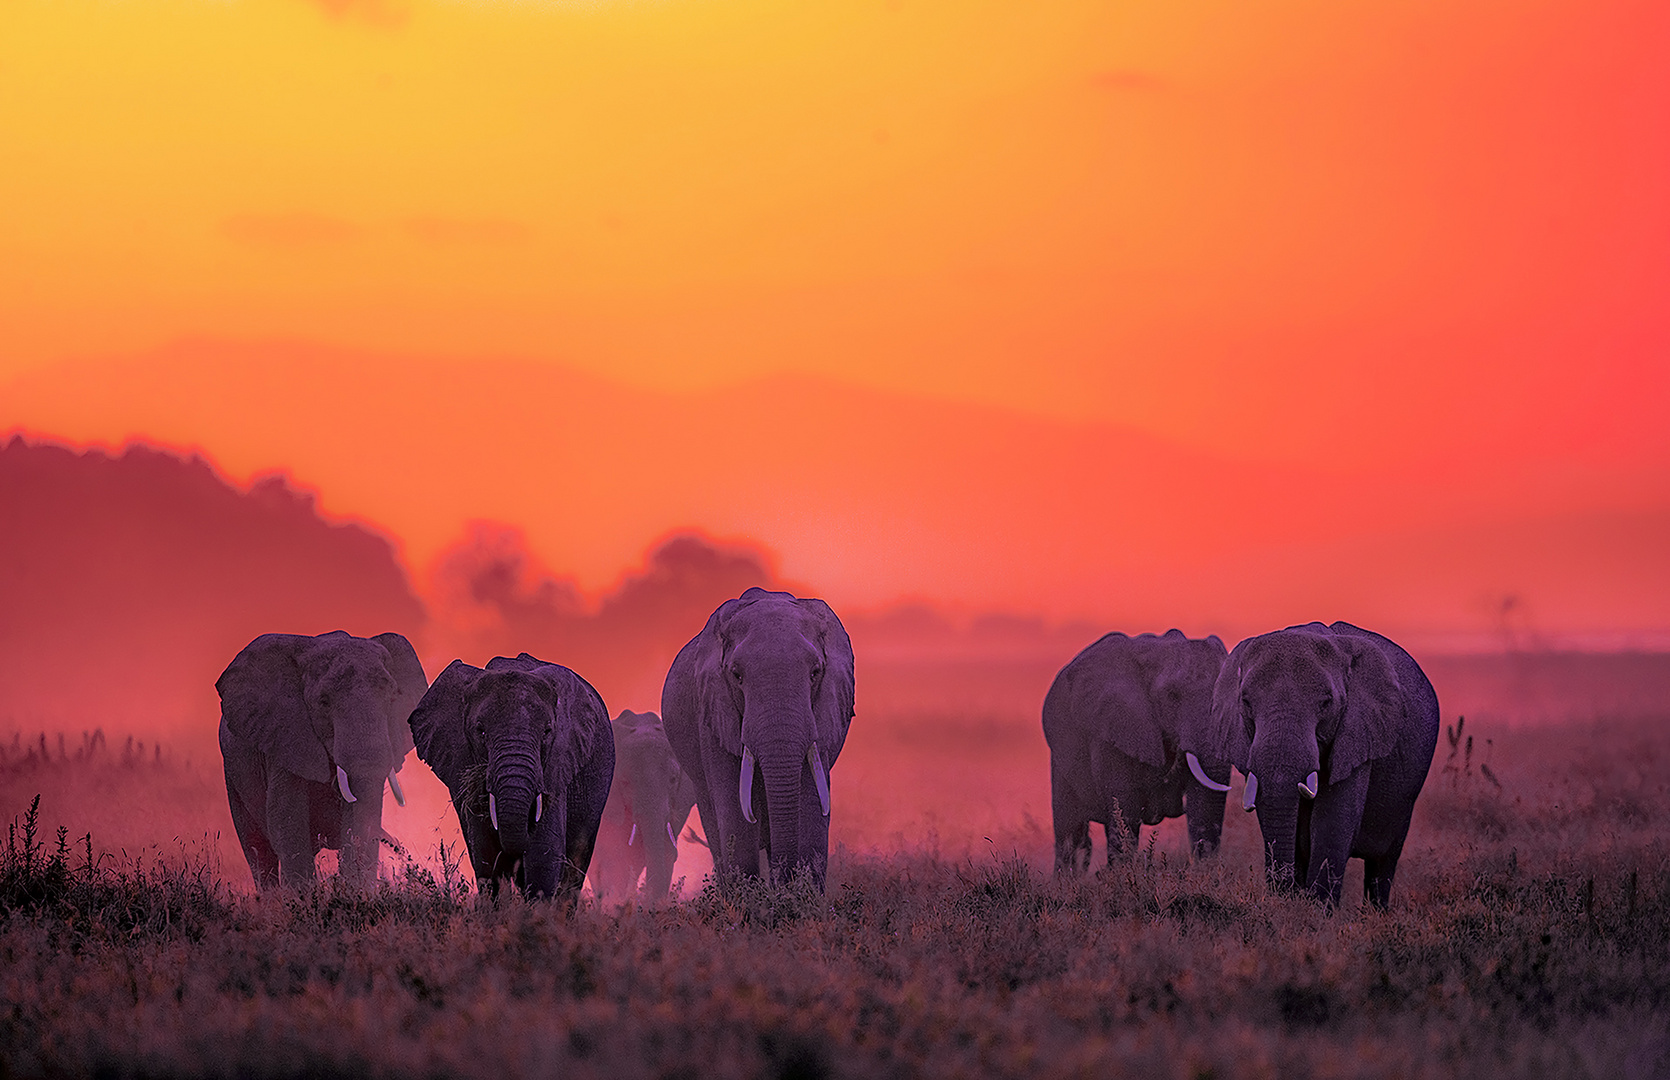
[589, 710, 698, 903]
[217, 630, 428, 890]
[1206, 621, 1440, 908]
[663, 587, 854, 891]
[1043, 629, 1230, 872]
[408, 652, 614, 905]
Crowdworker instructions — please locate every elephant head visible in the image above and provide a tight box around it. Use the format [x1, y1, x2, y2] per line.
[216, 630, 425, 887]
[1206, 622, 1405, 890]
[670, 587, 854, 889]
[407, 653, 613, 901]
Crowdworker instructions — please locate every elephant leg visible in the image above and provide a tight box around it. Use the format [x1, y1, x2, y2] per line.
[560, 794, 601, 908]
[1105, 798, 1142, 863]
[1305, 770, 1369, 908]
[1361, 840, 1406, 910]
[796, 764, 831, 890]
[266, 769, 319, 888]
[222, 748, 280, 889]
[457, 805, 504, 897]
[1050, 781, 1092, 875]
[1184, 783, 1228, 859]
[700, 740, 762, 882]
[1295, 798, 1315, 889]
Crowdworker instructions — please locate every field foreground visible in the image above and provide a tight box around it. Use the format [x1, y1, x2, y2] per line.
[3, 715, 1669, 1079]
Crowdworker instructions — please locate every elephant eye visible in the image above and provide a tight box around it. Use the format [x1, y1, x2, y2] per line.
[730, 665, 743, 682]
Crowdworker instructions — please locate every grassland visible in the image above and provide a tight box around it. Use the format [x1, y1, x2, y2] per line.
[3, 706, 1668, 1080]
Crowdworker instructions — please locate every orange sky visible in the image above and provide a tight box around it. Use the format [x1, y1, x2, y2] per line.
[3, 0, 1668, 645]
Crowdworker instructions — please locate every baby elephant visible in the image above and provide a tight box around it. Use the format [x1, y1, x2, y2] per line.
[408, 653, 614, 904]
[590, 709, 698, 904]
[1043, 629, 1230, 872]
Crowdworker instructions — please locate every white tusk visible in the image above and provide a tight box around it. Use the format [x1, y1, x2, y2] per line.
[808, 743, 831, 817]
[336, 766, 357, 804]
[1299, 771, 1319, 798]
[387, 769, 405, 807]
[667, 822, 678, 849]
[489, 793, 499, 832]
[1243, 773, 1259, 812]
[739, 747, 757, 824]
[1187, 752, 1231, 793]
[628, 823, 637, 846]
[535, 793, 543, 823]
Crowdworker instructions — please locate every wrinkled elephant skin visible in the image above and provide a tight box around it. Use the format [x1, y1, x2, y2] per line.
[662, 588, 854, 892]
[1207, 621, 1441, 908]
[408, 652, 614, 907]
[218, 630, 428, 890]
[1044, 629, 1229, 872]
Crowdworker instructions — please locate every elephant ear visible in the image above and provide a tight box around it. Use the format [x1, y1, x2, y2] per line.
[802, 598, 856, 760]
[406, 659, 481, 793]
[1333, 635, 1404, 783]
[1075, 642, 1167, 768]
[547, 664, 606, 790]
[217, 634, 332, 784]
[695, 597, 749, 759]
[1205, 638, 1252, 772]
[373, 632, 427, 766]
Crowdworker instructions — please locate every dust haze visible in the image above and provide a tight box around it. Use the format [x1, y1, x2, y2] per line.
[3, 435, 1668, 890]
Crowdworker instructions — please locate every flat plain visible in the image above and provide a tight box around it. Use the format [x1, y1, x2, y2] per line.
[2, 654, 1668, 1079]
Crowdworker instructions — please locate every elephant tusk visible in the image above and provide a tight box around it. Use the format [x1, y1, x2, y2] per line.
[739, 747, 757, 824]
[1187, 752, 1231, 793]
[628, 823, 638, 846]
[667, 822, 678, 849]
[1243, 773, 1259, 812]
[808, 742, 831, 817]
[387, 769, 405, 807]
[1299, 771, 1319, 799]
[534, 793, 543, 824]
[336, 766, 357, 804]
[489, 793, 499, 832]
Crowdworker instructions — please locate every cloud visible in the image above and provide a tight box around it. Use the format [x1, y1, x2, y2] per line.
[427, 526, 789, 710]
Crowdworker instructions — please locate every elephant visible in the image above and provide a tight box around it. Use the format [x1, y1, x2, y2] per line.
[1042, 629, 1230, 872]
[217, 630, 429, 890]
[407, 652, 614, 904]
[589, 709, 699, 903]
[1205, 621, 1440, 908]
[663, 587, 854, 891]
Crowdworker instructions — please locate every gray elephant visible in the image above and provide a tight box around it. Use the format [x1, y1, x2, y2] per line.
[218, 630, 429, 890]
[407, 652, 614, 904]
[589, 710, 698, 903]
[663, 587, 854, 891]
[1205, 621, 1440, 908]
[1043, 629, 1230, 872]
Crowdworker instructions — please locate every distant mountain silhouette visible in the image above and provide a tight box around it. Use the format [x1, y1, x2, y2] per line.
[0, 435, 424, 737]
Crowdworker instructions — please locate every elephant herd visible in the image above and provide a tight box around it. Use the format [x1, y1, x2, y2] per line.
[218, 588, 1438, 911]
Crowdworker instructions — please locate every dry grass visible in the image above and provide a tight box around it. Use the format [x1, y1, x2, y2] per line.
[3, 712, 1669, 1079]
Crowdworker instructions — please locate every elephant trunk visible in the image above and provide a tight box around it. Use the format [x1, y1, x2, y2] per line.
[742, 683, 814, 886]
[337, 770, 386, 886]
[759, 751, 804, 885]
[1254, 787, 1302, 892]
[490, 744, 542, 860]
